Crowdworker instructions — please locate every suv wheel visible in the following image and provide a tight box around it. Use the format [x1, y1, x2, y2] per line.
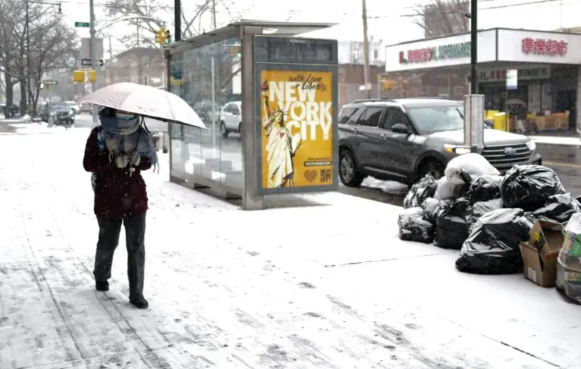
[417, 159, 445, 182]
[340, 149, 364, 187]
[220, 122, 229, 138]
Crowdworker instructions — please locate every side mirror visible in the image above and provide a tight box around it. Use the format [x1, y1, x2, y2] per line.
[392, 123, 411, 135]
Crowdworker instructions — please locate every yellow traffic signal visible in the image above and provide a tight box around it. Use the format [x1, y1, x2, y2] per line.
[230, 46, 241, 58]
[382, 80, 394, 91]
[73, 70, 85, 83]
[165, 29, 171, 44]
[155, 29, 163, 44]
[88, 69, 96, 82]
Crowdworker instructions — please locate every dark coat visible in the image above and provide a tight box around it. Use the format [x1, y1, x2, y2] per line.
[83, 127, 152, 218]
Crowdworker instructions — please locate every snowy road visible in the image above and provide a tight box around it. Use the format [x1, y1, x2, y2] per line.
[0, 126, 580, 368]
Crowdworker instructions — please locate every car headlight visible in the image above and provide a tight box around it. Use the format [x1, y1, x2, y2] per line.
[445, 144, 471, 155]
[525, 140, 536, 151]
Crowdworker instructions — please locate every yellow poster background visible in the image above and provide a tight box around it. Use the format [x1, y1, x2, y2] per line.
[260, 70, 333, 190]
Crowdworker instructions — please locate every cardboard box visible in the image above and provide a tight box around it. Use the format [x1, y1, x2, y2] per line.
[520, 221, 563, 287]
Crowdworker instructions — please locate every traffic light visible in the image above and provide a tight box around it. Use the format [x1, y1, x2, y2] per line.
[230, 46, 241, 58]
[155, 28, 165, 44]
[382, 80, 394, 91]
[88, 69, 96, 83]
[165, 30, 171, 44]
[73, 70, 85, 83]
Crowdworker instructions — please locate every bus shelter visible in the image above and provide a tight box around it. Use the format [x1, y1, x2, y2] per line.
[165, 21, 339, 210]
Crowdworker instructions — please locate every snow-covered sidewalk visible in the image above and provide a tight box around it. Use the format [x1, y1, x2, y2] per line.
[0, 127, 579, 369]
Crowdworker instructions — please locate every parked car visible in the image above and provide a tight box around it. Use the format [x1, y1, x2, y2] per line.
[338, 98, 542, 187]
[40, 102, 75, 127]
[220, 101, 242, 137]
[79, 102, 92, 113]
[192, 100, 221, 126]
[65, 101, 80, 115]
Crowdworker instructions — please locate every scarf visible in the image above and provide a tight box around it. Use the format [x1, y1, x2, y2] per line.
[98, 112, 159, 172]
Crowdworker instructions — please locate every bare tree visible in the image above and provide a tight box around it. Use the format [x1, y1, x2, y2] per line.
[0, 0, 79, 114]
[412, 0, 469, 38]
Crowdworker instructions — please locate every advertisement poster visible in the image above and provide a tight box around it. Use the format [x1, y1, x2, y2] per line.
[259, 70, 334, 191]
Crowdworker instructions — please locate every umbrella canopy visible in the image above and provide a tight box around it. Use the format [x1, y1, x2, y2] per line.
[81, 82, 206, 129]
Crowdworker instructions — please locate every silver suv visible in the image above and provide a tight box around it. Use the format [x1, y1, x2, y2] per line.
[338, 98, 542, 187]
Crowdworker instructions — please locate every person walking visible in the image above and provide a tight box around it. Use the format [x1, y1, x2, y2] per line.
[83, 107, 158, 309]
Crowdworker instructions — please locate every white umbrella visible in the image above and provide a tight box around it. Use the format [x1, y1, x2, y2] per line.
[81, 82, 206, 129]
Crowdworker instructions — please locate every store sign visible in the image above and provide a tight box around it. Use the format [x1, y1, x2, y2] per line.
[480, 66, 550, 82]
[522, 38, 568, 56]
[506, 69, 518, 90]
[400, 41, 471, 64]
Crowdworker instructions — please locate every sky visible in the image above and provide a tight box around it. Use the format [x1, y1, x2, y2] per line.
[58, 0, 581, 58]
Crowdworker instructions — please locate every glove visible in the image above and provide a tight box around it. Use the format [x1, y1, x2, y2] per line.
[114, 154, 129, 169]
[129, 151, 141, 166]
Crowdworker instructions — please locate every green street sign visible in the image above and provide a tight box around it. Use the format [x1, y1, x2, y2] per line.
[75, 22, 90, 28]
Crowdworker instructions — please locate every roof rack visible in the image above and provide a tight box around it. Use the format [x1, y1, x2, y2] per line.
[352, 98, 396, 103]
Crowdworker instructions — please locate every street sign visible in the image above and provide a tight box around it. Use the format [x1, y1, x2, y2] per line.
[75, 22, 90, 28]
[506, 69, 518, 90]
[43, 80, 58, 86]
[82, 59, 104, 67]
[81, 38, 104, 61]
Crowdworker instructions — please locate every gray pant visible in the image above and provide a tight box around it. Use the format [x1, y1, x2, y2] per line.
[94, 212, 146, 300]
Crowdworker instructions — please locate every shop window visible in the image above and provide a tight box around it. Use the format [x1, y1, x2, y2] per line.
[420, 85, 430, 96]
[454, 86, 464, 96]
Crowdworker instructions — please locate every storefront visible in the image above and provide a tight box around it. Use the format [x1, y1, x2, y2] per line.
[384, 28, 581, 133]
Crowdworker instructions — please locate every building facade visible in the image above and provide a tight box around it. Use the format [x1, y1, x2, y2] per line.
[104, 47, 166, 89]
[385, 28, 581, 133]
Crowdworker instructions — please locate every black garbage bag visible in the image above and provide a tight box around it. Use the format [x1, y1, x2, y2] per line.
[534, 193, 581, 224]
[500, 165, 566, 211]
[466, 176, 502, 204]
[466, 198, 504, 230]
[434, 198, 470, 250]
[422, 198, 451, 224]
[398, 207, 435, 243]
[403, 175, 438, 209]
[456, 208, 535, 274]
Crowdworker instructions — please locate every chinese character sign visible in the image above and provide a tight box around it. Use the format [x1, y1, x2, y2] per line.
[522, 38, 567, 56]
[260, 70, 334, 190]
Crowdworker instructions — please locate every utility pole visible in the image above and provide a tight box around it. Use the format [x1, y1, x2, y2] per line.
[361, 0, 371, 99]
[25, 0, 31, 114]
[175, 0, 181, 41]
[470, 0, 477, 94]
[212, 0, 217, 29]
[90, 0, 98, 124]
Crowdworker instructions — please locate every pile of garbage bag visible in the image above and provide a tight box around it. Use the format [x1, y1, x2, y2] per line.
[556, 213, 581, 303]
[456, 209, 535, 274]
[397, 153, 581, 277]
[398, 207, 434, 243]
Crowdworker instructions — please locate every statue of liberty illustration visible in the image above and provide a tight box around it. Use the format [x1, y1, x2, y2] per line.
[261, 79, 302, 188]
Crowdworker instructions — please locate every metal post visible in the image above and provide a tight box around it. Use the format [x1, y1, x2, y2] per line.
[90, 0, 98, 125]
[470, 0, 477, 94]
[362, 0, 371, 99]
[211, 57, 216, 152]
[240, 26, 263, 210]
[174, 0, 181, 41]
[26, 0, 31, 115]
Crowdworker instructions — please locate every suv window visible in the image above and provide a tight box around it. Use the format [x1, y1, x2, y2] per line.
[344, 107, 364, 125]
[338, 107, 357, 124]
[381, 107, 410, 130]
[231, 104, 240, 115]
[358, 107, 383, 127]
